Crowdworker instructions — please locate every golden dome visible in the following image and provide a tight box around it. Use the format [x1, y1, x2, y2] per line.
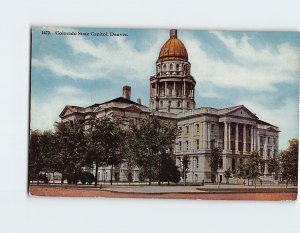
[158, 29, 188, 61]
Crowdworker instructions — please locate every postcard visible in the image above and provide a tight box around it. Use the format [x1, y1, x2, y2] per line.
[29, 26, 299, 200]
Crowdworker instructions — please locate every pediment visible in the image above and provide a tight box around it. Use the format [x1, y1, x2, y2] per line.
[226, 106, 258, 120]
[59, 106, 74, 118]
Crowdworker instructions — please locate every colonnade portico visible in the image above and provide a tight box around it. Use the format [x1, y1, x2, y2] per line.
[223, 121, 257, 154]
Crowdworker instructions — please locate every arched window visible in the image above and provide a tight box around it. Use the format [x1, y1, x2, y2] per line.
[170, 63, 173, 70]
[160, 101, 163, 107]
[176, 64, 180, 71]
[163, 64, 166, 71]
[187, 101, 190, 108]
[177, 101, 181, 107]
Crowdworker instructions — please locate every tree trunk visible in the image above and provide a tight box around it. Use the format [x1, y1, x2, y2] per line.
[61, 170, 64, 185]
[157, 160, 161, 186]
[37, 172, 40, 185]
[184, 169, 186, 186]
[94, 162, 99, 187]
[149, 164, 152, 185]
[110, 164, 113, 185]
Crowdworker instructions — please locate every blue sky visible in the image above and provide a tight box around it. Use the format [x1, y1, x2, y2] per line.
[31, 27, 300, 150]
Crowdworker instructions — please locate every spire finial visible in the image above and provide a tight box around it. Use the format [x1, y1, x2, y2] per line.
[170, 29, 177, 39]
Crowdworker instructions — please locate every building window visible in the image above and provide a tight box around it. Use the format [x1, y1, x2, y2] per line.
[177, 101, 181, 107]
[176, 64, 179, 71]
[187, 101, 190, 108]
[178, 141, 182, 151]
[168, 101, 171, 107]
[163, 64, 166, 71]
[185, 141, 189, 151]
[268, 137, 270, 144]
[193, 156, 199, 169]
[196, 139, 199, 150]
[260, 148, 263, 156]
[218, 158, 223, 169]
[211, 124, 215, 134]
[170, 63, 173, 70]
[186, 126, 189, 134]
[267, 149, 271, 157]
[160, 101, 163, 107]
[196, 123, 200, 132]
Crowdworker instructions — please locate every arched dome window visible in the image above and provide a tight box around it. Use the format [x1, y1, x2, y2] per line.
[170, 63, 173, 70]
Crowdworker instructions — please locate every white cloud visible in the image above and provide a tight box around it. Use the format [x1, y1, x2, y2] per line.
[183, 32, 300, 92]
[30, 85, 118, 131]
[32, 56, 93, 79]
[31, 86, 88, 131]
[32, 31, 166, 81]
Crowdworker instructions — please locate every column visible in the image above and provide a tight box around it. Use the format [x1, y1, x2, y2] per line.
[191, 123, 194, 152]
[203, 122, 207, 149]
[224, 122, 227, 150]
[200, 122, 204, 149]
[250, 126, 253, 152]
[253, 127, 257, 151]
[207, 122, 211, 149]
[264, 136, 268, 159]
[173, 81, 176, 96]
[228, 123, 231, 151]
[257, 131, 260, 153]
[243, 124, 247, 153]
[235, 123, 239, 153]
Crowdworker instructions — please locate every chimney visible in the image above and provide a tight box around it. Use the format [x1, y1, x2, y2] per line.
[170, 29, 177, 39]
[137, 98, 141, 105]
[122, 85, 131, 100]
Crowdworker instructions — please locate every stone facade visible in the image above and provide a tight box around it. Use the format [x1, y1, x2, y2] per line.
[59, 29, 280, 183]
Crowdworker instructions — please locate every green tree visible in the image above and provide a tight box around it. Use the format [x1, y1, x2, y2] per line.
[159, 152, 181, 185]
[181, 155, 189, 186]
[268, 156, 280, 184]
[86, 116, 121, 187]
[280, 139, 298, 187]
[209, 147, 222, 183]
[54, 120, 87, 185]
[223, 169, 232, 184]
[241, 151, 261, 188]
[29, 130, 55, 184]
[29, 130, 43, 184]
[120, 126, 137, 184]
[130, 117, 177, 185]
